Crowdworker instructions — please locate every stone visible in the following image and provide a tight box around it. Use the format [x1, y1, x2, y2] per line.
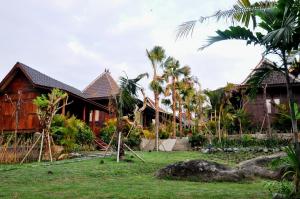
[57, 153, 68, 160]
[201, 148, 209, 154]
[263, 148, 269, 153]
[156, 159, 243, 182]
[156, 152, 287, 182]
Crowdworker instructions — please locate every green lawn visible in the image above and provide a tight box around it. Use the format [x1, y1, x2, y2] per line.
[0, 151, 272, 199]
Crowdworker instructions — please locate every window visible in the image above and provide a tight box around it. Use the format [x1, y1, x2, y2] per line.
[266, 99, 272, 113]
[274, 98, 280, 105]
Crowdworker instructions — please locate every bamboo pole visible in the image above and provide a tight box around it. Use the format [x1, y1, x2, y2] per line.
[116, 132, 121, 163]
[20, 134, 42, 164]
[47, 131, 53, 162]
[38, 130, 45, 162]
[124, 143, 145, 162]
[104, 132, 115, 158]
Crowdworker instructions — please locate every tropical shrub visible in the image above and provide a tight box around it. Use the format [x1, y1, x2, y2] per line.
[159, 128, 170, 139]
[125, 128, 142, 149]
[189, 133, 207, 147]
[142, 129, 155, 139]
[51, 114, 94, 151]
[99, 118, 117, 144]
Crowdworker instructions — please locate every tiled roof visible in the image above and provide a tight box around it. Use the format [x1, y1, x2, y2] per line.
[146, 97, 166, 113]
[241, 58, 300, 86]
[83, 70, 120, 99]
[0, 62, 108, 111]
[18, 63, 87, 98]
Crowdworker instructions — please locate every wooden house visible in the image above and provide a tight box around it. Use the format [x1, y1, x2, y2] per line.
[0, 62, 167, 136]
[82, 70, 170, 131]
[0, 62, 108, 134]
[239, 58, 300, 128]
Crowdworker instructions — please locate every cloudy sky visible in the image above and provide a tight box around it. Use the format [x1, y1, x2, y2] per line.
[0, 0, 264, 97]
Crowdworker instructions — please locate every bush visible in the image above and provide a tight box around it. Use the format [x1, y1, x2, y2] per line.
[143, 129, 155, 139]
[125, 128, 142, 149]
[99, 118, 117, 144]
[189, 133, 207, 147]
[51, 114, 95, 152]
[265, 181, 294, 199]
[159, 129, 169, 139]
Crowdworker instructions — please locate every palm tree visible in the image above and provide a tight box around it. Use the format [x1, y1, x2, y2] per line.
[177, 72, 192, 137]
[176, 0, 276, 39]
[182, 80, 196, 131]
[147, 46, 166, 151]
[116, 73, 148, 160]
[163, 57, 190, 137]
[177, 0, 300, 191]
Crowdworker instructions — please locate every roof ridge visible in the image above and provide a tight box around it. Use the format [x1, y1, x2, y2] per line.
[82, 71, 106, 92]
[18, 62, 83, 94]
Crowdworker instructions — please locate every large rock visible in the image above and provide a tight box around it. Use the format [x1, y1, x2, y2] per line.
[156, 153, 286, 182]
[156, 160, 244, 182]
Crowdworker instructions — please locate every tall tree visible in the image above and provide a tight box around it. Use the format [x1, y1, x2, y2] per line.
[177, 71, 192, 137]
[147, 46, 166, 151]
[177, 0, 300, 191]
[163, 57, 190, 137]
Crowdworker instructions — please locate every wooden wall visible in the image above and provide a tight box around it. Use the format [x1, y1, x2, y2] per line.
[244, 85, 300, 127]
[0, 71, 40, 133]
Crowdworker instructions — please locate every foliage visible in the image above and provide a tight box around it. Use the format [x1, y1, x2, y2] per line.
[159, 127, 171, 139]
[189, 133, 208, 147]
[142, 129, 155, 139]
[282, 145, 300, 195]
[99, 118, 117, 144]
[265, 180, 294, 199]
[273, 103, 293, 132]
[119, 73, 149, 113]
[51, 114, 94, 152]
[124, 128, 142, 149]
[211, 135, 290, 148]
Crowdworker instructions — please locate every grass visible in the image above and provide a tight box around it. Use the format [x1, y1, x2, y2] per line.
[0, 151, 272, 199]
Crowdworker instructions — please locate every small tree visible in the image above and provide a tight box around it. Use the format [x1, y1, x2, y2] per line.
[33, 88, 68, 162]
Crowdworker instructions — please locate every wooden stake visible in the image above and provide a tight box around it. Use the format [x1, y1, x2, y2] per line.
[124, 143, 145, 162]
[20, 134, 42, 164]
[104, 132, 115, 158]
[38, 130, 44, 162]
[117, 132, 121, 163]
[47, 131, 53, 162]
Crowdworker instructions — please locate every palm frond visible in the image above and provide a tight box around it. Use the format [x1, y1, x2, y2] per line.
[200, 26, 261, 50]
[176, 0, 276, 39]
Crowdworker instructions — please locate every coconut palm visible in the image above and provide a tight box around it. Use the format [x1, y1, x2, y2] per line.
[163, 57, 191, 137]
[147, 46, 166, 151]
[176, 72, 192, 137]
[177, 0, 300, 191]
[176, 0, 276, 39]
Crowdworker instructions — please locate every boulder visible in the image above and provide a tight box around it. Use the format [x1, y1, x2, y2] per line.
[156, 159, 244, 182]
[156, 152, 286, 182]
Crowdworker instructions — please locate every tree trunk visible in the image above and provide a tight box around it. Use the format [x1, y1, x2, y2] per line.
[179, 97, 183, 138]
[282, 51, 300, 160]
[218, 108, 221, 143]
[263, 84, 272, 137]
[172, 77, 176, 138]
[154, 92, 160, 151]
[238, 118, 243, 137]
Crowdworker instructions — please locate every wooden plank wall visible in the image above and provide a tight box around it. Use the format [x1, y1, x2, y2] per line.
[0, 71, 40, 133]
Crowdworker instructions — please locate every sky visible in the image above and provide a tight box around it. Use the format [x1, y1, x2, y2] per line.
[0, 0, 265, 98]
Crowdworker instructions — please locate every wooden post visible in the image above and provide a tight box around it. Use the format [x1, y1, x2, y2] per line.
[61, 99, 66, 116]
[83, 106, 86, 122]
[124, 143, 145, 162]
[92, 110, 95, 133]
[117, 132, 121, 163]
[38, 130, 45, 162]
[263, 84, 272, 137]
